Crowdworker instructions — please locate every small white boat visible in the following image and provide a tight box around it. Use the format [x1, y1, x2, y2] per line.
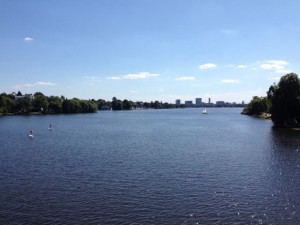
[202, 108, 207, 114]
[28, 129, 34, 137]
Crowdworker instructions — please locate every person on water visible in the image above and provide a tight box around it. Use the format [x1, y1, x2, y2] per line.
[29, 129, 33, 136]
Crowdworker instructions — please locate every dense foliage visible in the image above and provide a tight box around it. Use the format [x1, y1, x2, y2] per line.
[0, 92, 97, 115]
[110, 97, 176, 110]
[243, 73, 300, 127]
[267, 73, 300, 127]
[242, 96, 270, 116]
[0, 92, 178, 115]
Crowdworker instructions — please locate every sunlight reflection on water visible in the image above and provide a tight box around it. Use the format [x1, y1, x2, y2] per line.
[0, 108, 299, 224]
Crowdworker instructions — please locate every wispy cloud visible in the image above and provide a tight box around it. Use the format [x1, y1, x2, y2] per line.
[124, 72, 159, 79]
[199, 63, 217, 70]
[107, 72, 159, 80]
[260, 60, 288, 70]
[14, 81, 56, 88]
[35, 82, 55, 86]
[130, 90, 137, 93]
[221, 79, 239, 83]
[236, 65, 247, 69]
[175, 76, 195, 81]
[24, 37, 34, 42]
[107, 76, 121, 80]
[260, 60, 291, 75]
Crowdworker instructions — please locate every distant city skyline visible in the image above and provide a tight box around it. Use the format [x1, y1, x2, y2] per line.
[1, 0, 300, 103]
[176, 97, 244, 106]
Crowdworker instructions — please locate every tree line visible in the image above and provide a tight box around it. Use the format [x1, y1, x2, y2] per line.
[0, 91, 97, 115]
[242, 73, 300, 128]
[0, 91, 177, 115]
[109, 97, 176, 110]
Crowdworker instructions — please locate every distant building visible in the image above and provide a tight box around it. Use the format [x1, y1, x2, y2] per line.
[185, 101, 193, 107]
[208, 98, 211, 104]
[14, 94, 34, 100]
[176, 99, 181, 106]
[216, 101, 225, 107]
[195, 98, 202, 106]
[100, 106, 111, 110]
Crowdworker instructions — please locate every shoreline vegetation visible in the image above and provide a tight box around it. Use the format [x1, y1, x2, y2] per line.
[242, 73, 300, 128]
[0, 92, 244, 116]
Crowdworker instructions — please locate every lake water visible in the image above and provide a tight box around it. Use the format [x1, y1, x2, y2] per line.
[0, 108, 299, 224]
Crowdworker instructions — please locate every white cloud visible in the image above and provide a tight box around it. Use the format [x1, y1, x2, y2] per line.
[221, 79, 239, 83]
[35, 82, 56, 86]
[107, 72, 159, 80]
[236, 65, 247, 69]
[24, 37, 34, 42]
[199, 63, 217, 70]
[260, 60, 288, 70]
[123, 72, 159, 79]
[175, 76, 195, 81]
[130, 90, 137, 93]
[107, 76, 121, 80]
[14, 81, 56, 88]
[259, 60, 291, 74]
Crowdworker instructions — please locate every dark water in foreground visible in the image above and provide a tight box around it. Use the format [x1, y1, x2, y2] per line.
[0, 108, 299, 225]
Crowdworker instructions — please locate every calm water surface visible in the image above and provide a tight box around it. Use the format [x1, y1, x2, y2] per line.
[0, 108, 299, 224]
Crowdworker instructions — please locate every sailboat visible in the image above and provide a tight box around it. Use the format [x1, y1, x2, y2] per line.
[28, 129, 34, 137]
[202, 108, 207, 114]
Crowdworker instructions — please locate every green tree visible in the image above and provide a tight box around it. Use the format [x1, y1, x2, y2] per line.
[4, 97, 16, 113]
[122, 99, 132, 110]
[48, 96, 62, 113]
[32, 95, 49, 112]
[0, 96, 7, 114]
[86, 101, 97, 112]
[112, 97, 123, 110]
[34, 92, 45, 97]
[242, 96, 270, 115]
[15, 98, 32, 114]
[267, 73, 300, 127]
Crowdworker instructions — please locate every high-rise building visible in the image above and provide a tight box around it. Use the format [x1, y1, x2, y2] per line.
[208, 98, 211, 104]
[185, 101, 193, 107]
[195, 98, 202, 106]
[176, 99, 181, 106]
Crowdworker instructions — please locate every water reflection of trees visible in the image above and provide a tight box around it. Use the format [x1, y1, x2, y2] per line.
[271, 128, 300, 150]
[267, 128, 300, 222]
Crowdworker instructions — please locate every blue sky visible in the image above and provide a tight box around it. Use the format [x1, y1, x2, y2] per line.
[1, 0, 300, 103]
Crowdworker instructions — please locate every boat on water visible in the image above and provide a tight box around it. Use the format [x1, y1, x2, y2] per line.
[202, 108, 207, 114]
[28, 129, 34, 137]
